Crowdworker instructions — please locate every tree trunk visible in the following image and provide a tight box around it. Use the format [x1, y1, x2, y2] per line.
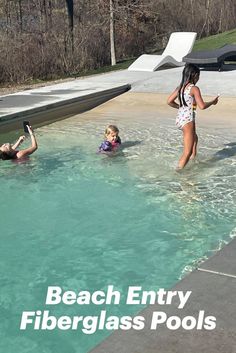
[110, 0, 116, 66]
[18, 0, 23, 31]
[199, 0, 211, 38]
[189, 0, 194, 30]
[65, 0, 74, 52]
[218, 5, 223, 33]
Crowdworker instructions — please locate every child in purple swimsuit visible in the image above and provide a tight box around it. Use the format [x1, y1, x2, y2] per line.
[167, 64, 219, 170]
[99, 125, 121, 152]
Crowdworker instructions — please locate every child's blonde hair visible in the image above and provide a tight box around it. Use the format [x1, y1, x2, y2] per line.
[105, 125, 119, 136]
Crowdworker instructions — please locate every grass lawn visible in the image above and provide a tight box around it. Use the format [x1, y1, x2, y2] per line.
[193, 29, 236, 51]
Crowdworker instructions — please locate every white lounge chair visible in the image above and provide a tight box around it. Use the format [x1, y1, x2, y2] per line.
[128, 32, 197, 72]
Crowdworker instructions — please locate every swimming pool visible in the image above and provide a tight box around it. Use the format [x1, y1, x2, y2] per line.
[0, 99, 236, 353]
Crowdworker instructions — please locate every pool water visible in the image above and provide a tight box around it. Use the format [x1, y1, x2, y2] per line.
[0, 108, 236, 353]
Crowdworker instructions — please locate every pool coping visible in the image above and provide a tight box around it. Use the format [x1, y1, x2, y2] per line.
[0, 83, 131, 132]
[89, 237, 236, 353]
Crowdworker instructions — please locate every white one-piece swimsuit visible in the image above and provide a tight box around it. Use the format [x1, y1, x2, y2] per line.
[176, 84, 196, 130]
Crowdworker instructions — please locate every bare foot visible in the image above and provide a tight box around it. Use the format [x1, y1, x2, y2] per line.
[175, 166, 183, 172]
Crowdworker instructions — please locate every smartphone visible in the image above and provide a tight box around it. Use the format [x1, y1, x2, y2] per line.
[23, 121, 30, 133]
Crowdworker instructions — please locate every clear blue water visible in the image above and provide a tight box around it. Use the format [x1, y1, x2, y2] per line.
[0, 109, 236, 353]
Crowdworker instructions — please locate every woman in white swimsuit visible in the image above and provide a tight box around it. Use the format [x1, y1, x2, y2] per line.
[167, 64, 219, 170]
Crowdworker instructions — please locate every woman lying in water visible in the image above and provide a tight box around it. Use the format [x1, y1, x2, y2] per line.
[0, 125, 38, 160]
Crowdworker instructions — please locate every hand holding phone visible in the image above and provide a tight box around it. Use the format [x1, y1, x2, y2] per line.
[23, 121, 30, 133]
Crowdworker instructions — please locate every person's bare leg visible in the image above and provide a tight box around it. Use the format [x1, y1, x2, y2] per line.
[190, 134, 198, 160]
[177, 122, 195, 169]
[190, 123, 198, 160]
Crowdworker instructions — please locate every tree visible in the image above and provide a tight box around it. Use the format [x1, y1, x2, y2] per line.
[199, 0, 212, 38]
[110, 0, 116, 65]
[65, 0, 74, 51]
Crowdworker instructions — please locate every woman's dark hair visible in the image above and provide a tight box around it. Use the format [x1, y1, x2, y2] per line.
[0, 151, 15, 160]
[178, 64, 200, 107]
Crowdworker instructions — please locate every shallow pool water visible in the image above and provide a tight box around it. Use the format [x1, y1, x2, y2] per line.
[0, 109, 236, 353]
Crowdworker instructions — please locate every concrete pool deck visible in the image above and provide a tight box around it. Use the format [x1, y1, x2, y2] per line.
[1, 65, 236, 132]
[90, 238, 236, 353]
[1, 66, 236, 351]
